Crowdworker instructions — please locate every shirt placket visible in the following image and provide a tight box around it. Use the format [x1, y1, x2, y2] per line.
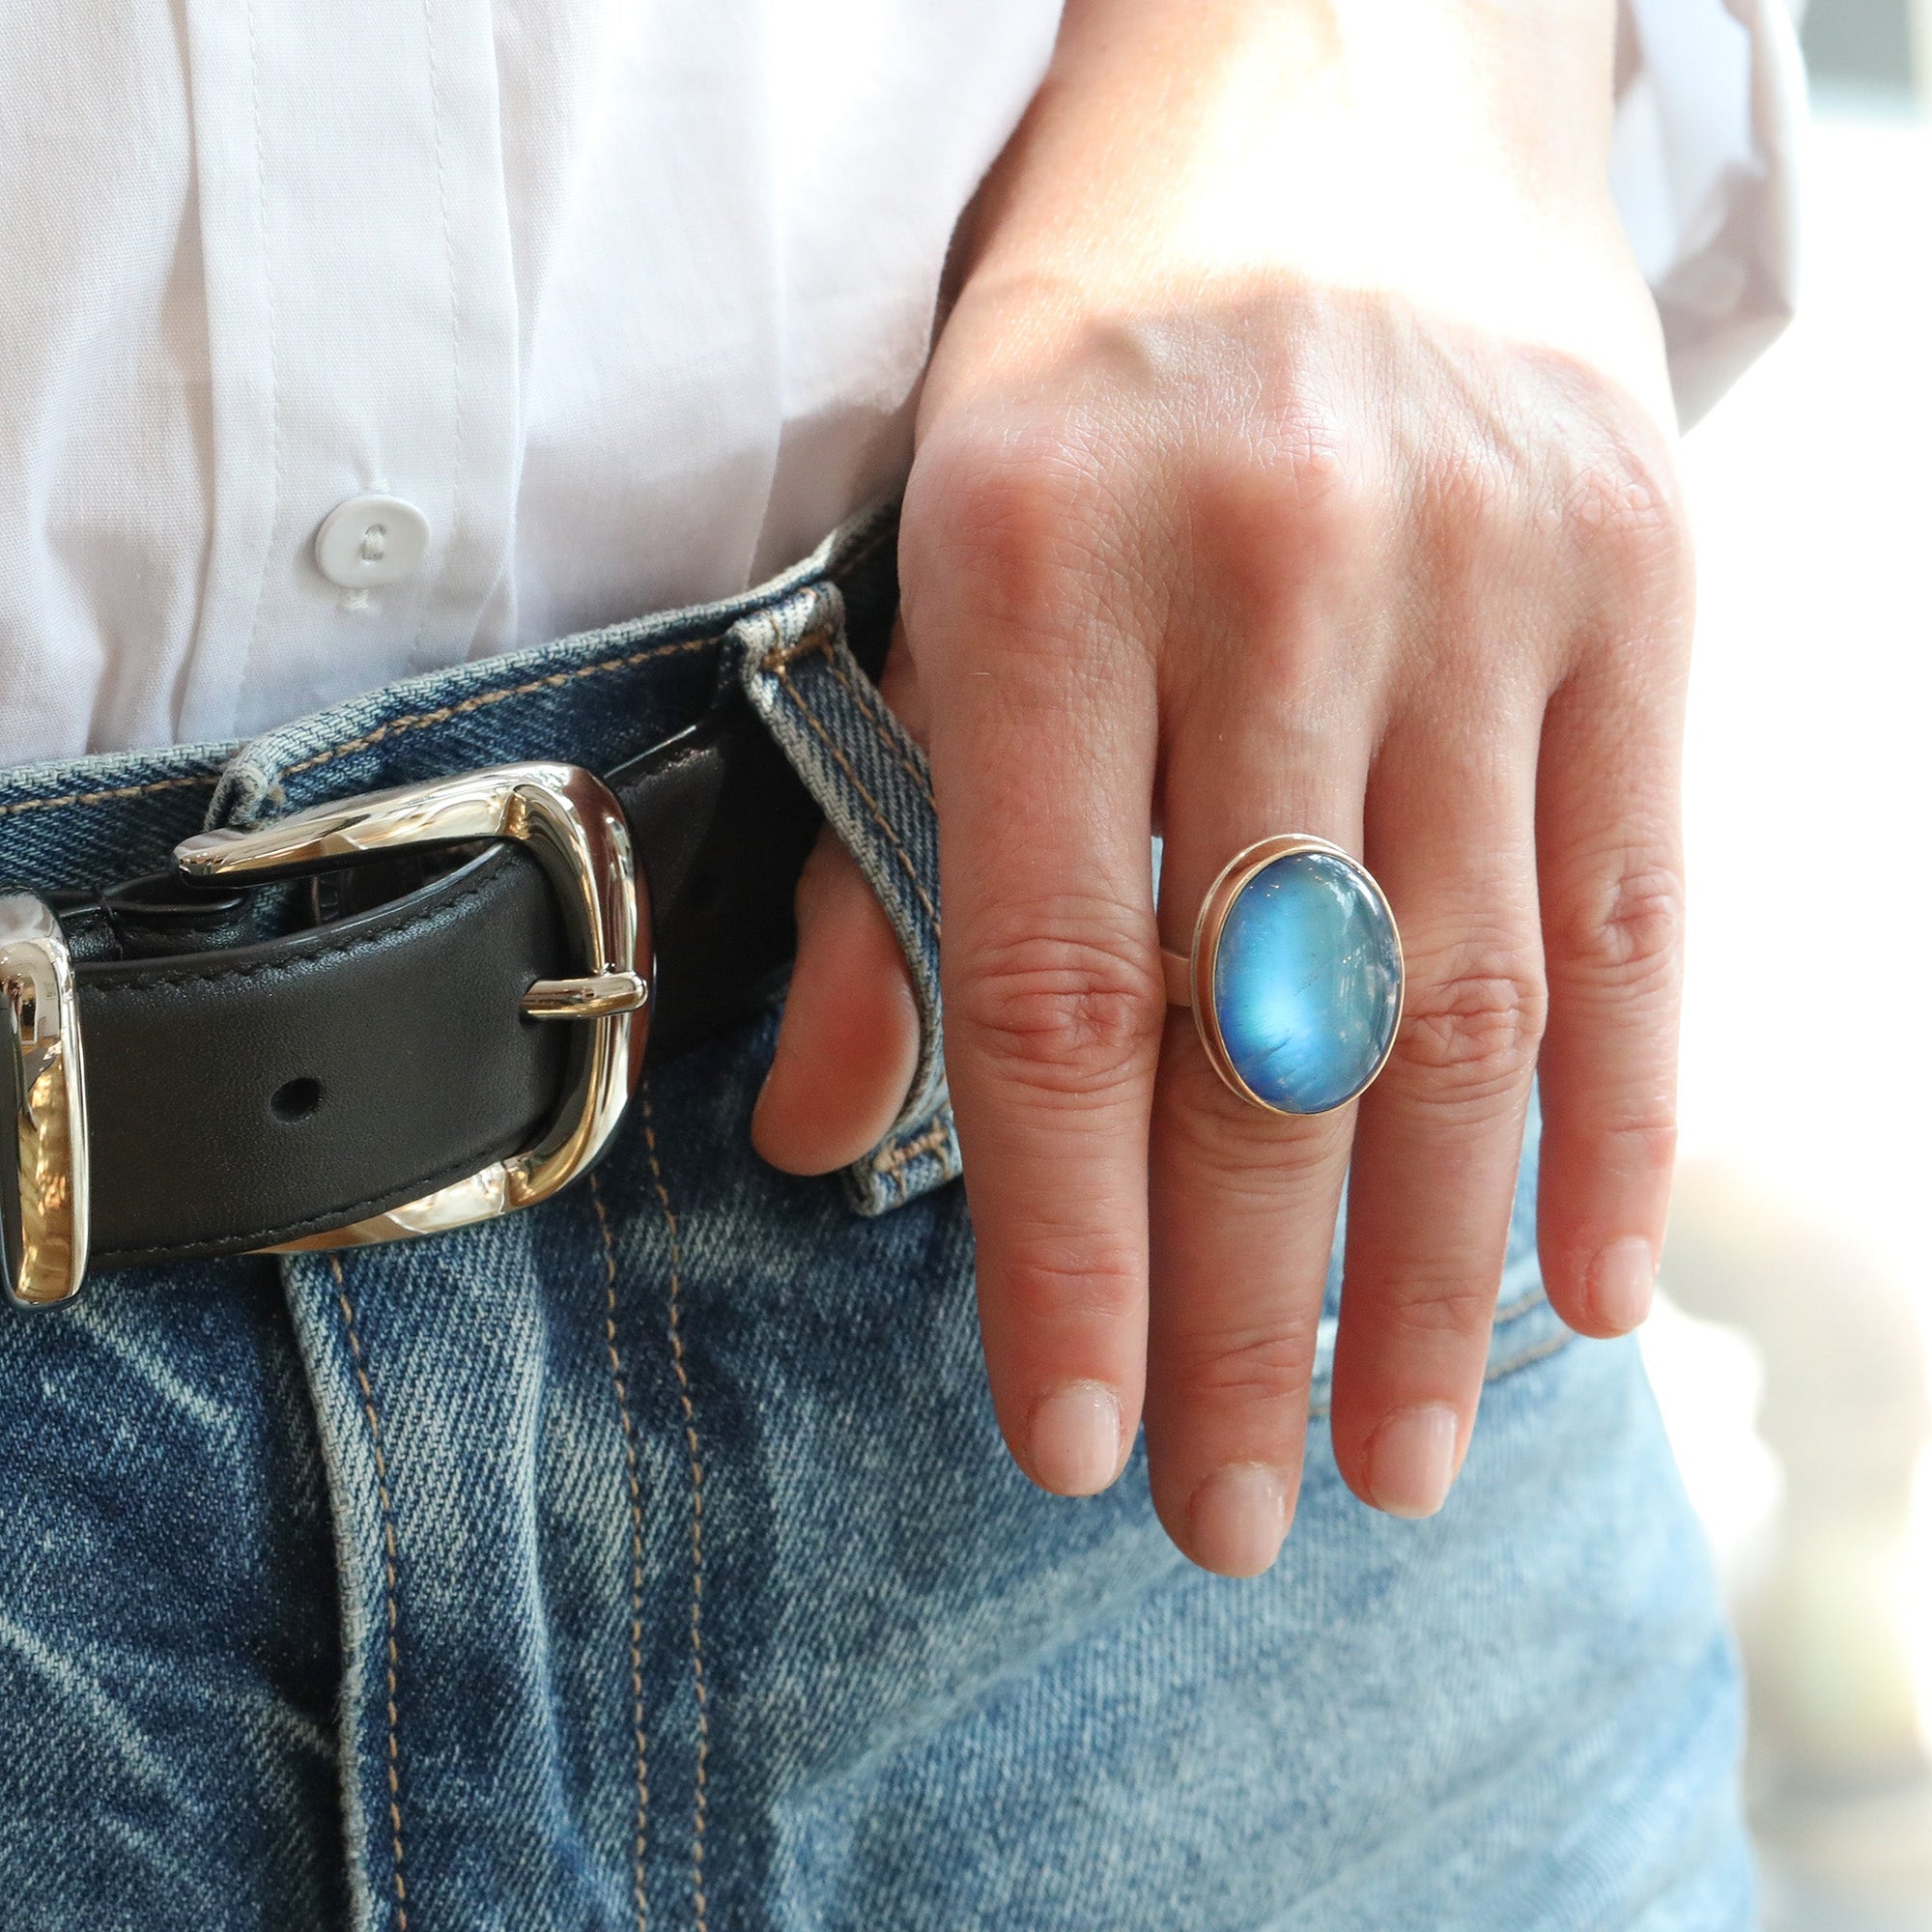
[177, 0, 521, 746]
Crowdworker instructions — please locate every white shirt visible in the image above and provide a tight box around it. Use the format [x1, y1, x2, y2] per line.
[0, 0, 1801, 766]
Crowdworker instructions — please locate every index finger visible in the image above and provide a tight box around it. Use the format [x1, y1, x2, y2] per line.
[903, 469, 1165, 1498]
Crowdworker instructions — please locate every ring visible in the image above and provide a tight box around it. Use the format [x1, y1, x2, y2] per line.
[1162, 836, 1404, 1116]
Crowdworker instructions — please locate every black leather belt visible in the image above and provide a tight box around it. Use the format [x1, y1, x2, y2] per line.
[0, 607, 880, 1307]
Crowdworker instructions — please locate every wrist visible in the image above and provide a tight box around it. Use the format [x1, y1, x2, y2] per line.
[935, 0, 1661, 416]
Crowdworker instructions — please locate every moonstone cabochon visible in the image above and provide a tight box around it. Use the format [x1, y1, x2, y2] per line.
[1208, 850, 1402, 1113]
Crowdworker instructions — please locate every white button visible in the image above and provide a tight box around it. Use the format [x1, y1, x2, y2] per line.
[313, 493, 431, 589]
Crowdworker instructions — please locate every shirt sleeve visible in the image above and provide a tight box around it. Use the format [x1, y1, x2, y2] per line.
[1610, 0, 1805, 426]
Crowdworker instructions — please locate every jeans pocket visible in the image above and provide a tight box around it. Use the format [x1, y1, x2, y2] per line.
[730, 573, 957, 1214]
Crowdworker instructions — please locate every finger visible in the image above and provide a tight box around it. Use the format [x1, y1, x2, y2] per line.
[1533, 637, 1687, 1339]
[752, 825, 922, 1175]
[903, 468, 1165, 1500]
[1146, 692, 1370, 1576]
[1329, 706, 1546, 1519]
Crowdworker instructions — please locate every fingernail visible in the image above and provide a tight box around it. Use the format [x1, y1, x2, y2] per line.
[1588, 1236, 1656, 1333]
[1028, 1382, 1122, 1495]
[1187, 1463, 1288, 1576]
[1364, 1403, 1459, 1518]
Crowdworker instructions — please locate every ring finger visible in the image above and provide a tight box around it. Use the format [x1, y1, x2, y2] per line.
[1328, 704, 1546, 1518]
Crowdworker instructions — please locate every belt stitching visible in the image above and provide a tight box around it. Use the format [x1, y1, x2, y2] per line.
[78, 864, 520, 994]
[87, 1133, 532, 1269]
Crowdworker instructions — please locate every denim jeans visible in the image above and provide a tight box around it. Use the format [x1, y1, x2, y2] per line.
[0, 509, 1752, 1930]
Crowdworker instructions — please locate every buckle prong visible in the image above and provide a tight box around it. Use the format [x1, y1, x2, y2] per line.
[521, 971, 649, 1020]
[176, 761, 651, 1253]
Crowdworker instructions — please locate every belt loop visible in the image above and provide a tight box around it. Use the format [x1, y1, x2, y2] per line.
[731, 582, 958, 1214]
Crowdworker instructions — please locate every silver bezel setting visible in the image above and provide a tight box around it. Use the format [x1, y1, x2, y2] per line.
[1186, 834, 1404, 1117]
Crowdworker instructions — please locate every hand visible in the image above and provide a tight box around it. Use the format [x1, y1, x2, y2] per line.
[753, 0, 1690, 1575]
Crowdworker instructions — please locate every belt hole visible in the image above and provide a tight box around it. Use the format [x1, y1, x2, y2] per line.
[270, 1076, 324, 1122]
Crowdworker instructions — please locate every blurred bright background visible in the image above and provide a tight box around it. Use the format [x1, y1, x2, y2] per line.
[1645, 2, 1932, 1923]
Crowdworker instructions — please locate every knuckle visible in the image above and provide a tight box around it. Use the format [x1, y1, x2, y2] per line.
[1165, 1317, 1322, 1411]
[902, 425, 1172, 690]
[1411, 402, 1690, 619]
[1568, 1103, 1678, 1179]
[1372, 1274, 1501, 1344]
[1391, 940, 1546, 1099]
[999, 1238, 1143, 1330]
[1559, 436, 1693, 613]
[1558, 855, 1685, 992]
[1422, 434, 1533, 555]
[901, 428, 1110, 637]
[1159, 1067, 1343, 1194]
[1605, 1113, 1678, 1175]
[952, 917, 1165, 1101]
[1194, 426, 1373, 622]
[1253, 431, 1370, 567]
[1566, 444, 1684, 559]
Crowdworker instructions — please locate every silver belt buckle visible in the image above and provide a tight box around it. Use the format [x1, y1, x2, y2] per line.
[177, 761, 652, 1254]
[0, 895, 89, 1308]
[1, 760, 648, 1304]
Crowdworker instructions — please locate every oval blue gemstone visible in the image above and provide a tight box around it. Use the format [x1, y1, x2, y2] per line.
[1209, 850, 1402, 1113]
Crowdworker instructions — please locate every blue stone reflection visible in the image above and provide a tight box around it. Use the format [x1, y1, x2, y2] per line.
[1209, 850, 1402, 1113]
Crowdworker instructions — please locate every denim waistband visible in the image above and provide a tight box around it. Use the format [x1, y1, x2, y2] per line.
[0, 506, 887, 884]
[0, 498, 960, 1216]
